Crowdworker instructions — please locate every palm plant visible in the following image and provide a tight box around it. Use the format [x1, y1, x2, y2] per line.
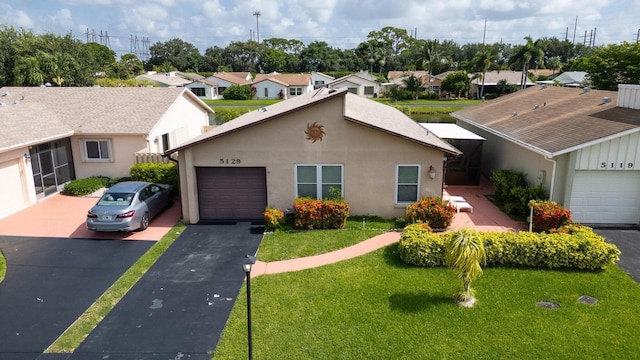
[472, 48, 499, 98]
[508, 36, 545, 89]
[402, 74, 422, 100]
[445, 229, 486, 305]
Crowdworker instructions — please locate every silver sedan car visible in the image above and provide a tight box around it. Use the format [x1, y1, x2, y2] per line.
[86, 181, 174, 232]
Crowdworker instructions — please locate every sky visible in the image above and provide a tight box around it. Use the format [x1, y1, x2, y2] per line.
[1, 0, 638, 57]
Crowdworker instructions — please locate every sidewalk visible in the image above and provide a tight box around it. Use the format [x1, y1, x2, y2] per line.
[252, 179, 528, 278]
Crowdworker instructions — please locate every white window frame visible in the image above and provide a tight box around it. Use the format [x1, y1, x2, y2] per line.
[364, 86, 374, 95]
[395, 164, 421, 204]
[295, 164, 344, 199]
[289, 87, 303, 96]
[82, 138, 113, 162]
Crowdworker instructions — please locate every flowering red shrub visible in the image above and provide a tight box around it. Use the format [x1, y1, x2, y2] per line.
[405, 197, 456, 229]
[529, 200, 573, 233]
[293, 198, 350, 230]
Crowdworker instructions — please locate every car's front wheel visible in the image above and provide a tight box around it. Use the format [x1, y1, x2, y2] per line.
[139, 212, 150, 231]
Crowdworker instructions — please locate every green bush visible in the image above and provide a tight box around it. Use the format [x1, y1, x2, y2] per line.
[62, 176, 110, 196]
[490, 169, 547, 218]
[293, 198, 350, 230]
[222, 84, 253, 100]
[398, 225, 620, 270]
[264, 207, 284, 232]
[105, 177, 132, 187]
[405, 197, 456, 229]
[129, 163, 178, 189]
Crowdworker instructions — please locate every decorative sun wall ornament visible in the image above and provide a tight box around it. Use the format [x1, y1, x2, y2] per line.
[304, 122, 326, 143]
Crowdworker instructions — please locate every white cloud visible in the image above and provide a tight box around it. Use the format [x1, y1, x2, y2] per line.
[0, 3, 34, 28]
[49, 8, 74, 29]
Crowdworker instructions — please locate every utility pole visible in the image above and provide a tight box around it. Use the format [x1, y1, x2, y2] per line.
[572, 16, 578, 44]
[482, 17, 487, 44]
[253, 11, 261, 43]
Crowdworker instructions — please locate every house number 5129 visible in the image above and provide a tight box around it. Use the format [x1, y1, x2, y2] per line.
[600, 162, 633, 169]
[220, 158, 241, 165]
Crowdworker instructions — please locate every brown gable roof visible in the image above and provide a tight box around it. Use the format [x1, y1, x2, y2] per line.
[210, 72, 252, 85]
[167, 88, 460, 156]
[0, 87, 212, 152]
[252, 73, 311, 86]
[452, 86, 640, 156]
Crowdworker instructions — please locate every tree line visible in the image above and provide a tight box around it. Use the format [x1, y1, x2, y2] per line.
[1, 24, 639, 91]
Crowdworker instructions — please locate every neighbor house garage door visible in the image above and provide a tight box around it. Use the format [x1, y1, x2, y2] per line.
[0, 159, 27, 218]
[569, 170, 640, 224]
[196, 167, 267, 221]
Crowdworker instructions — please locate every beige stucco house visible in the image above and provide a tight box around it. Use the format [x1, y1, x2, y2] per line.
[166, 88, 461, 223]
[0, 86, 213, 219]
[453, 84, 640, 225]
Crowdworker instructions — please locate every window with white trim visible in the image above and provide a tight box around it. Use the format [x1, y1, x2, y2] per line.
[82, 139, 112, 161]
[396, 165, 420, 203]
[364, 86, 374, 95]
[289, 87, 303, 96]
[296, 165, 343, 199]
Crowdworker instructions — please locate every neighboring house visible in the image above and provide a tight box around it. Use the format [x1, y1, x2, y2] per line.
[386, 70, 441, 95]
[204, 72, 254, 96]
[252, 73, 313, 100]
[470, 71, 534, 99]
[186, 78, 220, 99]
[452, 84, 640, 225]
[165, 87, 461, 223]
[135, 71, 193, 87]
[326, 71, 380, 98]
[537, 71, 588, 87]
[0, 87, 214, 219]
[176, 71, 205, 82]
[311, 71, 335, 89]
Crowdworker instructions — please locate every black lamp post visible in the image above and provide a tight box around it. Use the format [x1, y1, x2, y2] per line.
[243, 255, 256, 360]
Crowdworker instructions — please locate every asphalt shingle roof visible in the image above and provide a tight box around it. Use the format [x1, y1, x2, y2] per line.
[452, 86, 640, 156]
[0, 87, 207, 152]
[168, 88, 460, 156]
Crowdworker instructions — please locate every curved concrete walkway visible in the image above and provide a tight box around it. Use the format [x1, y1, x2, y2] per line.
[251, 231, 401, 278]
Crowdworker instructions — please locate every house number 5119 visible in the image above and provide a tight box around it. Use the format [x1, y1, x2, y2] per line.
[600, 162, 633, 169]
[220, 158, 241, 165]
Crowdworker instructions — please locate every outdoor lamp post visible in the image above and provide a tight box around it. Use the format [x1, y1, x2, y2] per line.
[243, 255, 256, 360]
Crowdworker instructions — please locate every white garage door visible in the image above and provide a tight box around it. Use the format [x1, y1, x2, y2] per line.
[570, 170, 640, 224]
[0, 159, 27, 218]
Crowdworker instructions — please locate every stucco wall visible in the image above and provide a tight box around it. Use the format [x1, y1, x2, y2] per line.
[148, 95, 210, 151]
[72, 134, 148, 179]
[179, 96, 446, 223]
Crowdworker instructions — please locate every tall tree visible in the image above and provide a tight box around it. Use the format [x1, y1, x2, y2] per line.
[508, 36, 545, 89]
[471, 47, 500, 98]
[582, 42, 640, 90]
[148, 38, 203, 71]
[441, 71, 470, 98]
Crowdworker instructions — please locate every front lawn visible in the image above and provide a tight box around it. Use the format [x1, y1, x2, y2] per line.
[258, 216, 400, 262]
[214, 244, 640, 359]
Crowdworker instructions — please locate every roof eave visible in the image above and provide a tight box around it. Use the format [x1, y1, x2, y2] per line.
[344, 116, 461, 156]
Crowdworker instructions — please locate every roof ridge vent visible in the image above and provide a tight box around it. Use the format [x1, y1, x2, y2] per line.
[602, 96, 612, 104]
[583, 87, 591, 93]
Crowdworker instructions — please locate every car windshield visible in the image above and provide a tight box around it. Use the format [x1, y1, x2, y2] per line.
[97, 192, 134, 206]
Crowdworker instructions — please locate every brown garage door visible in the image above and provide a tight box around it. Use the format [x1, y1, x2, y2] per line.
[196, 167, 267, 221]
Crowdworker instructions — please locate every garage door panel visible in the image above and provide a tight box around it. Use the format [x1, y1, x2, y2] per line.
[0, 159, 27, 217]
[570, 171, 640, 224]
[196, 167, 267, 221]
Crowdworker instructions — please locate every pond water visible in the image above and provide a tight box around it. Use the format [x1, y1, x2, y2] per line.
[409, 113, 455, 123]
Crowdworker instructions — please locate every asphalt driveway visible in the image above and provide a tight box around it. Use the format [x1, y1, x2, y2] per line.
[70, 222, 263, 360]
[595, 228, 640, 283]
[0, 236, 154, 359]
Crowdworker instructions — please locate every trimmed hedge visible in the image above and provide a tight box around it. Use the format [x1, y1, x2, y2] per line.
[62, 176, 110, 196]
[130, 163, 178, 189]
[398, 224, 620, 270]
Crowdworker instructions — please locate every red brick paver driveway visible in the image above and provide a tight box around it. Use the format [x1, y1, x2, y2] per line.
[0, 193, 182, 241]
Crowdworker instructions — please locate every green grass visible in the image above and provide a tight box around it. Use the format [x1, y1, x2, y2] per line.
[45, 223, 187, 353]
[214, 244, 640, 359]
[0, 250, 6, 282]
[259, 216, 400, 262]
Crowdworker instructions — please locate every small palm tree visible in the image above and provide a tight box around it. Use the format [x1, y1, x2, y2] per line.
[445, 229, 486, 306]
[508, 36, 545, 89]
